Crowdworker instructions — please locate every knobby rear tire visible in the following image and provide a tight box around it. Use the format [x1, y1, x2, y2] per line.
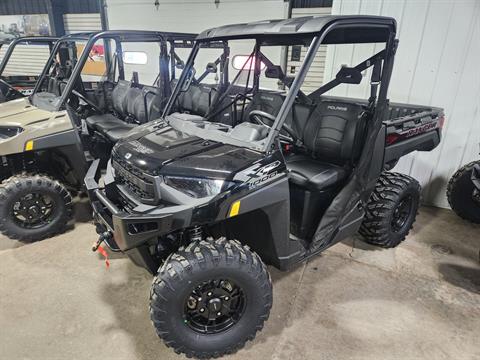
[359, 172, 421, 248]
[447, 160, 480, 224]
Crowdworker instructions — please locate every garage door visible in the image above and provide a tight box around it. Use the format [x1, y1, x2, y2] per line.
[63, 13, 102, 34]
[0, 13, 101, 78]
[286, 7, 332, 94]
[105, 0, 288, 87]
[0, 42, 51, 77]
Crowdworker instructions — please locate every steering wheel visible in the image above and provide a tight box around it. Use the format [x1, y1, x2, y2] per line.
[71, 89, 102, 113]
[0, 78, 24, 100]
[249, 110, 297, 143]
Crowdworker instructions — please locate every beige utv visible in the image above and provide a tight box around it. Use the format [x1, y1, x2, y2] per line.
[0, 30, 195, 241]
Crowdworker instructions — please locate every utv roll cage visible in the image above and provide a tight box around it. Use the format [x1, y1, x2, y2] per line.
[164, 15, 397, 153]
[31, 30, 196, 111]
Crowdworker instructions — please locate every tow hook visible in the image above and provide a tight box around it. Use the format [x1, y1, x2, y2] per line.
[92, 232, 113, 268]
[92, 231, 112, 252]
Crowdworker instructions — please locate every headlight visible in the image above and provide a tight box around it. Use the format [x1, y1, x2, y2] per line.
[164, 176, 235, 198]
[0, 126, 23, 139]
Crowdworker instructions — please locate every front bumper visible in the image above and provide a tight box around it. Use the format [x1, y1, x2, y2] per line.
[85, 159, 195, 272]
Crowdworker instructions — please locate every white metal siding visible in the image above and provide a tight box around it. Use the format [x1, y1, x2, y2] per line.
[63, 13, 102, 34]
[329, 0, 480, 208]
[287, 7, 332, 93]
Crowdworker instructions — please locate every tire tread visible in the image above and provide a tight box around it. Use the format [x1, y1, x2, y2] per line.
[150, 238, 272, 359]
[0, 173, 73, 241]
[359, 172, 420, 248]
[446, 160, 480, 224]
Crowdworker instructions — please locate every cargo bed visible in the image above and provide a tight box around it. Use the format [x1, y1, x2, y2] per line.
[324, 96, 444, 168]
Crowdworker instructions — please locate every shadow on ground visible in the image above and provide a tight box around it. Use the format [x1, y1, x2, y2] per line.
[438, 263, 480, 294]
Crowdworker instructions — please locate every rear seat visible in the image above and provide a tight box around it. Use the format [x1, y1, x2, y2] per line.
[175, 82, 218, 117]
[86, 80, 162, 142]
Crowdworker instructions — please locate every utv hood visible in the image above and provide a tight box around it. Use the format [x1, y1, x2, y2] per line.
[0, 97, 54, 127]
[114, 124, 262, 179]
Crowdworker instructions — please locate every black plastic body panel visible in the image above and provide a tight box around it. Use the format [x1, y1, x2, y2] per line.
[384, 129, 441, 165]
[33, 129, 89, 189]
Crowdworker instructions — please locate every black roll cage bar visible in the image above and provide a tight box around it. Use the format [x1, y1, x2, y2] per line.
[164, 19, 397, 153]
[0, 36, 58, 78]
[31, 30, 196, 111]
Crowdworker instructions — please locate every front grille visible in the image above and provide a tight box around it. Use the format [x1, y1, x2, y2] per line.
[112, 156, 156, 202]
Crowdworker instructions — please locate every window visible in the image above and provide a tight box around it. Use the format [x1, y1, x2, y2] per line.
[290, 45, 301, 62]
[79, 41, 107, 80]
[232, 55, 266, 71]
[122, 51, 148, 65]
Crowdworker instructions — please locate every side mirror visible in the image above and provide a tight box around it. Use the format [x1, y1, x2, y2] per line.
[283, 76, 295, 87]
[180, 68, 196, 92]
[205, 62, 217, 73]
[335, 66, 362, 84]
[265, 65, 283, 79]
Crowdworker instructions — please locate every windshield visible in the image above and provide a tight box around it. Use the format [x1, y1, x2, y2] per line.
[164, 37, 318, 151]
[29, 37, 107, 111]
[28, 35, 187, 113]
[165, 33, 390, 152]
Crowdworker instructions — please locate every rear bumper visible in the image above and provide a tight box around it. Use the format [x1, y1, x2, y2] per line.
[85, 159, 194, 273]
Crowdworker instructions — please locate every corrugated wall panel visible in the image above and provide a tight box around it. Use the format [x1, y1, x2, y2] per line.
[0, 0, 99, 15]
[330, 0, 480, 208]
[63, 13, 102, 34]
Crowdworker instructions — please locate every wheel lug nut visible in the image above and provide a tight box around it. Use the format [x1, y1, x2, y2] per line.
[200, 308, 205, 313]
[207, 292, 212, 296]
[224, 296, 229, 301]
[217, 312, 221, 316]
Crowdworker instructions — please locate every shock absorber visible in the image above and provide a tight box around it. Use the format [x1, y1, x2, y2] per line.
[188, 225, 203, 242]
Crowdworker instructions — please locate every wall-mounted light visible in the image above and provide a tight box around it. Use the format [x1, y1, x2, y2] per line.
[215, 0, 220, 8]
[154, 0, 160, 10]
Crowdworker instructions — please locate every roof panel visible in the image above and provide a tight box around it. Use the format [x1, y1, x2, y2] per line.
[197, 15, 396, 44]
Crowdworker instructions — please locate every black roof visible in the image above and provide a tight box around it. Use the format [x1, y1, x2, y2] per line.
[59, 30, 197, 43]
[197, 15, 396, 44]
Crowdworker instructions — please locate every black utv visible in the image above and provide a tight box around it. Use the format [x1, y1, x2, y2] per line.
[87, 16, 444, 358]
[0, 30, 195, 241]
[0, 36, 57, 102]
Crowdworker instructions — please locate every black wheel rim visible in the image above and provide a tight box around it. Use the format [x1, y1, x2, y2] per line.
[391, 195, 414, 233]
[184, 278, 246, 334]
[11, 192, 56, 229]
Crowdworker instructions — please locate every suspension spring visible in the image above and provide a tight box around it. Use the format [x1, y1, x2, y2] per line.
[188, 226, 203, 242]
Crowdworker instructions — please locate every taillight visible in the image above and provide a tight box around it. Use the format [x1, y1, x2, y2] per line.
[386, 133, 400, 145]
[438, 114, 445, 129]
